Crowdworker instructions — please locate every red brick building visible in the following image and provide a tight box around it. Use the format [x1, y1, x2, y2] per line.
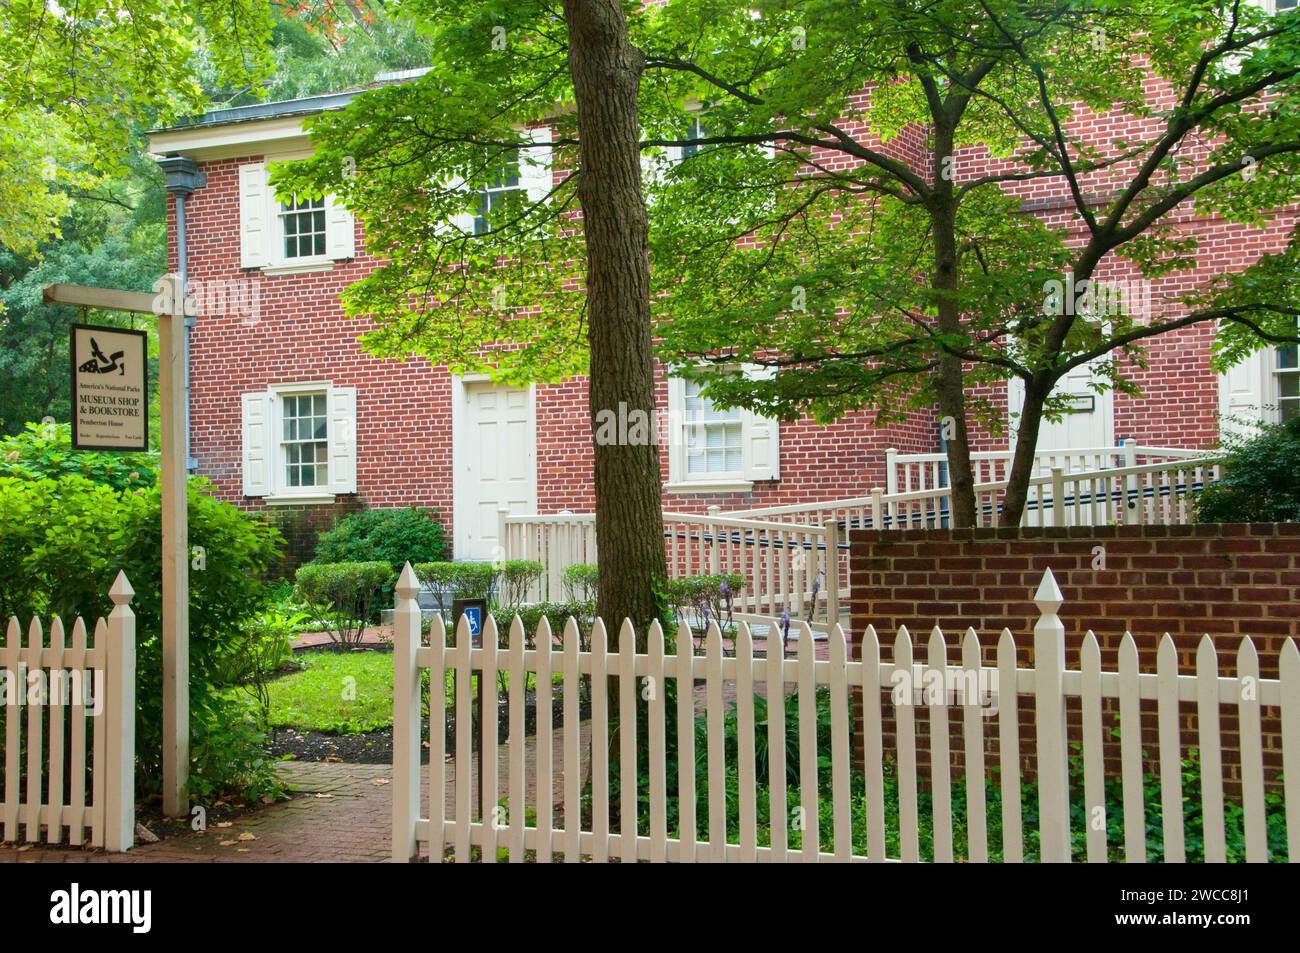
[147, 67, 1297, 563]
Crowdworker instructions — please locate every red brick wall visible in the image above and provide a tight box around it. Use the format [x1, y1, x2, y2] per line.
[847, 524, 1299, 792]
[170, 73, 1293, 552]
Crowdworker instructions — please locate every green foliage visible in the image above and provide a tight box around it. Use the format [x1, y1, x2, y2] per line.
[0, 422, 158, 490]
[1195, 416, 1300, 522]
[489, 600, 596, 650]
[497, 559, 543, 608]
[414, 561, 499, 616]
[312, 506, 449, 569]
[0, 0, 273, 255]
[0, 474, 287, 802]
[561, 563, 599, 602]
[662, 572, 746, 642]
[211, 605, 307, 728]
[294, 561, 394, 645]
[276, 0, 1300, 455]
[206, 4, 432, 106]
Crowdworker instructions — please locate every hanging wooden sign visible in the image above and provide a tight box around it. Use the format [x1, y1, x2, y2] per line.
[70, 322, 149, 451]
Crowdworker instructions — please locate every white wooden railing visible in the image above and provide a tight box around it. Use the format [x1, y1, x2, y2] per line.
[885, 441, 1215, 496]
[726, 454, 1223, 530]
[1, 572, 136, 852]
[391, 565, 1300, 863]
[501, 453, 1222, 630]
[501, 509, 844, 630]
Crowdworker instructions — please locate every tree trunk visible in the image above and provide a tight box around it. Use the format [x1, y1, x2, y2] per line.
[929, 180, 977, 528]
[1000, 378, 1048, 526]
[562, 0, 667, 639]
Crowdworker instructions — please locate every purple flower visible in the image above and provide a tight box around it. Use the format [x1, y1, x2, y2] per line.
[780, 610, 791, 649]
[719, 580, 732, 610]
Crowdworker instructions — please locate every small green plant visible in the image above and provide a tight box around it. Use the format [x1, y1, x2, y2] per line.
[662, 572, 746, 646]
[490, 600, 596, 650]
[313, 506, 449, 568]
[561, 563, 599, 601]
[294, 561, 394, 645]
[212, 605, 307, 727]
[498, 559, 543, 609]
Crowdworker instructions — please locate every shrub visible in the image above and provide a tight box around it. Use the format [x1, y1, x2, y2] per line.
[112, 479, 286, 802]
[313, 506, 448, 568]
[0, 474, 288, 803]
[662, 572, 746, 641]
[414, 561, 498, 616]
[498, 559, 543, 608]
[490, 600, 596, 650]
[1195, 416, 1300, 523]
[561, 563, 599, 602]
[0, 421, 158, 491]
[294, 560, 394, 645]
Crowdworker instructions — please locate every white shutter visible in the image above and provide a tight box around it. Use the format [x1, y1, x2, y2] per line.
[741, 365, 780, 482]
[240, 391, 273, 497]
[519, 125, 553, 204]
[328, 386, 357, 495]
[238, 163, 270, 269]
[325, 194, 355, 260]
[1219, 350, 1268, 441]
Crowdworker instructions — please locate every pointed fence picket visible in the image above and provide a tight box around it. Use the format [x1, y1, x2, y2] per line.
[0, 572, 135, 852]
[391, 564, 1296, 863]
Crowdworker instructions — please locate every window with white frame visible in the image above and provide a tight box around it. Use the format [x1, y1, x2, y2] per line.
[281, 392, 329, 488]
[683, 377, 743, 477]
[473, 148, 522, 235]
[241, 382, 356, 500]
[1270, 0, 1297, 13]
[279, 196, 327, 259]
[1276, 344, 1298, 422]
[443, 127, 553, 236]
[238, 160, 354, 271]
[666, 369, 780, 489]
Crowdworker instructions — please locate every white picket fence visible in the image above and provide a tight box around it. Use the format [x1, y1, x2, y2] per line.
[0, 572, 136, 852]
[392, 564, 1299, 863]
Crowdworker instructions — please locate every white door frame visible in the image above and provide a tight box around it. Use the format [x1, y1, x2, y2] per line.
[450, 374, 538, 560]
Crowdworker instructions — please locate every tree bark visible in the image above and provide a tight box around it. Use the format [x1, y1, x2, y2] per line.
[562, 0, 667, 639]
[929, 156, 977, 528]
[999, 378, 1048, 526]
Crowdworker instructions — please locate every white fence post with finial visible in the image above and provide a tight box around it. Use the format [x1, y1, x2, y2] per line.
[1033, 567, 1070, 862]
[392, 562, 422, 862]
[104, 571, 135, 853]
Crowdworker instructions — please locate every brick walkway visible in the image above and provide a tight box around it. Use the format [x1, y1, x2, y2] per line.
[1, 723, 590, 864]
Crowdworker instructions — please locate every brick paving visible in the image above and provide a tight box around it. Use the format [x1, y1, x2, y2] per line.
[1, 723, 590, 864]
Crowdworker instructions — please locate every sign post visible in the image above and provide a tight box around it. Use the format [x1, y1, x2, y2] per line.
[47, 281, 190, 818]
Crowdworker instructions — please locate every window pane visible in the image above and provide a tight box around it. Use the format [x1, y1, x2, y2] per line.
[1279, 345, 1297, 370]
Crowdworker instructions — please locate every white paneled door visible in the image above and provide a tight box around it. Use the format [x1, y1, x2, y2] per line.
[457, 380, 536, 560]
[1009, 357, 1113, 456]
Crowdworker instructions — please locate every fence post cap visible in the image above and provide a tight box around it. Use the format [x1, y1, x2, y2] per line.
[396, 561, 420, 598]
[109, 570, 134, 605]
[1033, 567, 1063, 612]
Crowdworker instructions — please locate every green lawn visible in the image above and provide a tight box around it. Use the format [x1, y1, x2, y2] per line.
[266, 649, 561, 735]
[267, 650, 399, 734]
